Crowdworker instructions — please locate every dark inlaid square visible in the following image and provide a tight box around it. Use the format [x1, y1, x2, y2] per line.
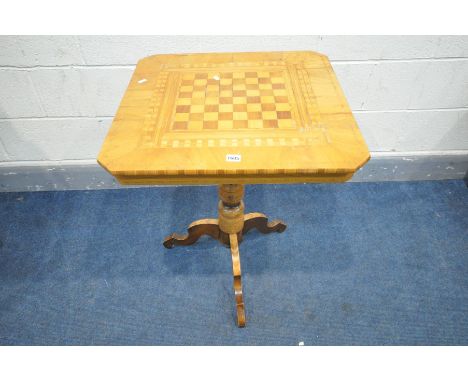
[247, 96, 261, 103]
[219, 112, 233, 120]
[204, 105, 219, 112]
[234, 104, 247, 112]
[233, 90, 246, 97]
[277, 111, 292, 119]
[263, 120, 278, 128]
[173, 121, 188, 130]
[275, 96, 289, 103]
[234, 120, 248, 129]
[272, 83, 285, 89]
[203, 121, 218, 129]
[262, 103, 276, 111]
[176, 105, 190, 113]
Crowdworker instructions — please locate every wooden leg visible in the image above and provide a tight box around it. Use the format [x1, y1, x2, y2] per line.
[243, 212, 287, 235]
[163, 218, 220, 248]
[229, 233, 245, 327]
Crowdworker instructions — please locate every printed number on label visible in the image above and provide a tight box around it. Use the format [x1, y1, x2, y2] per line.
[226, 154, 241, 162]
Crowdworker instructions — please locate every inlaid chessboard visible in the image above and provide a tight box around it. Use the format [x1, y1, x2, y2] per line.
[98, 51, 370, 185]
[172, 71, 293, 131]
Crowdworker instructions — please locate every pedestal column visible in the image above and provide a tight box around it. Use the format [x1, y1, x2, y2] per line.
[218, 184, 245, 246]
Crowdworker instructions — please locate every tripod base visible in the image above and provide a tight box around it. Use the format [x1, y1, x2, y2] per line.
[163, 185, 286, 327]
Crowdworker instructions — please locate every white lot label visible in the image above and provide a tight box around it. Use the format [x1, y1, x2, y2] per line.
[226, 154, 241, 162]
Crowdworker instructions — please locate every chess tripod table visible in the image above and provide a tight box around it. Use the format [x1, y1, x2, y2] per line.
[98, 51, 370, 327]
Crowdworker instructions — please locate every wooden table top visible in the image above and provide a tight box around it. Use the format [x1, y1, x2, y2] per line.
[98, 51, 370, 185]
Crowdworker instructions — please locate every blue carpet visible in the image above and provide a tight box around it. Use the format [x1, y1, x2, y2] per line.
[0, 180, 467, 345]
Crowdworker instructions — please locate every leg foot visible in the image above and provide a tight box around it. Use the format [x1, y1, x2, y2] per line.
[163, 218, 219, 248]
[229, 233, 245, 327]
[243, 212, 286, 235]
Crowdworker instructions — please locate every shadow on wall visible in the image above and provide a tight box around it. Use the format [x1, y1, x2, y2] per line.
[0, 104, 120, 191]
[436, 112, 468, 151]
[0, 105, 48, 162]
[436, 112, 468, 183]
[0, 105, 47, 191]
[0, 108, 63, 191]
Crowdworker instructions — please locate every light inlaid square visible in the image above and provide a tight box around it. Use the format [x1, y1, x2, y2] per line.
[219, 120, 234, 129]
[219, 104, 234, 112]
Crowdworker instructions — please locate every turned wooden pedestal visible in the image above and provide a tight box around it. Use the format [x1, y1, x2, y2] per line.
[163, 184, 286, 327]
